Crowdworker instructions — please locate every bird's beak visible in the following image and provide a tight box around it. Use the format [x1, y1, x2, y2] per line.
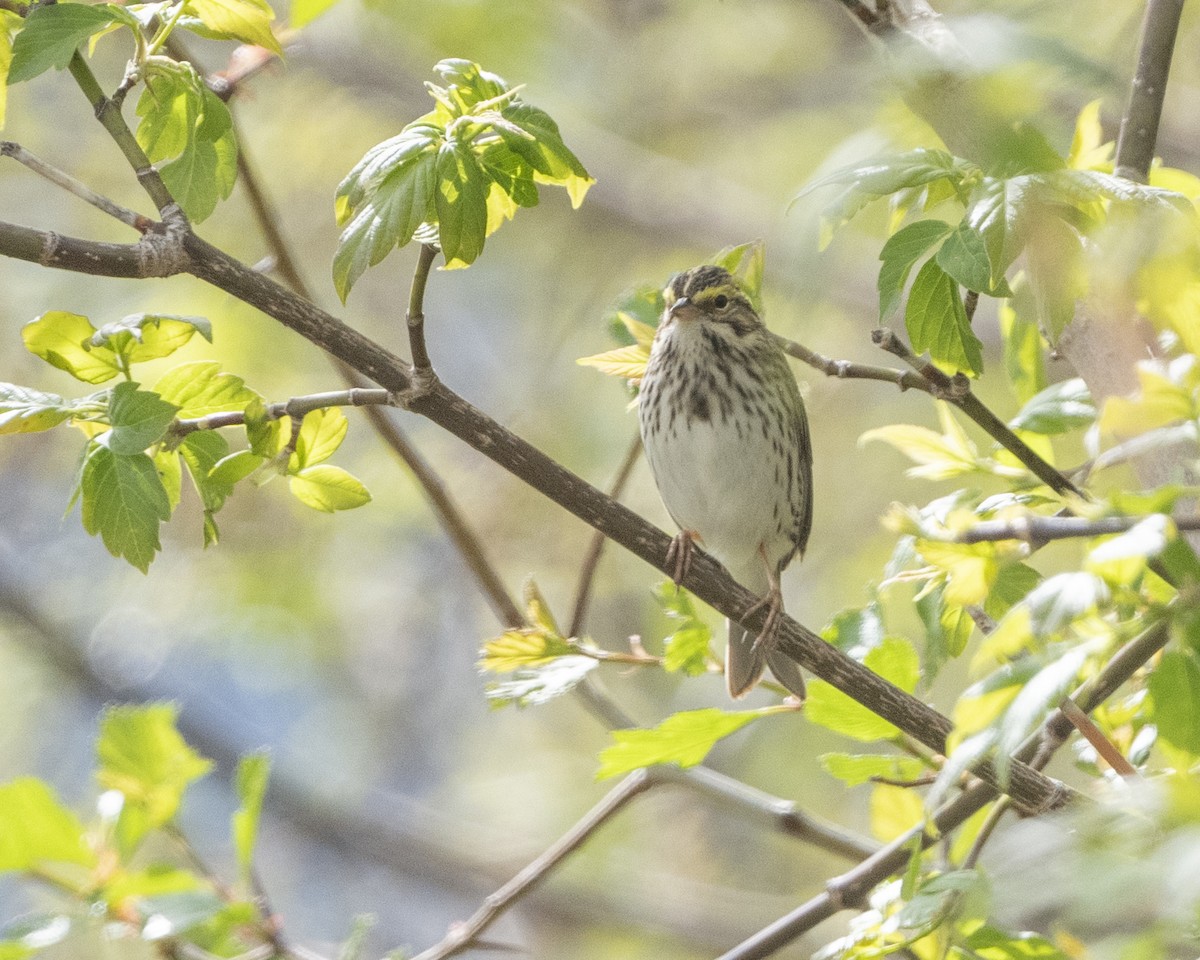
[667, 296, 695, 320]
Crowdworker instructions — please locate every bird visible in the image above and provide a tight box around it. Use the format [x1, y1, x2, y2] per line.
[638, 264, 813, 699]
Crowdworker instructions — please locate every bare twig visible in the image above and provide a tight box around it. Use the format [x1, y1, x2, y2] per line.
[944, 513, 1188, 545]
[1, 141, 151, 230]
[772, 333, 933, 394]
[1057, 697, 1138, 778]
[1114, 0, 1187, 182]
[873, 328, 1083, 498]
[170, 388, 393, 437]
[406, 244, 439, 391]
[960, 796, 1011, 870]
[568, 432, 643, 638]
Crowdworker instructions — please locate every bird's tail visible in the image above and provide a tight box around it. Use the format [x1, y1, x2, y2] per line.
[725, 560, 806, 700]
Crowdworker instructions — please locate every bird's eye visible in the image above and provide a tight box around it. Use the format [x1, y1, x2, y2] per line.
[713, 294, 729, 309]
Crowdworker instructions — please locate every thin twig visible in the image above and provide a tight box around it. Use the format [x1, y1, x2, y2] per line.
[1057, 697, 1139, 778]
[960, 796, 1011, 870]
[170, 388, 393, 437]
[407, 244, 439, 388]
[944, 513, 1187, 545]
[0, 141, 151, 230]
[773, 333, 933, 393]
[873, 328, 1083, 498]
[1114, 0, 1187, 182]
[411, 770, 655, 960]
[568, 432, 643, 637]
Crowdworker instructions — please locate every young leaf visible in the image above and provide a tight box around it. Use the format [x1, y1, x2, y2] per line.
[179, 430, 233, 513]
[96, 704, 212, 849]
[999, 291, 1046, 407]
[965, 177, 1028, 285]
[596, 707, 779, 780]
[712, 240, 766, 315]
[290, 0, 340, 28]
[1009, 378, 1094, 435]
[232, 752, 270, 884]
[184, 0, 282, 55]
[479, 629, 576, 672]
[878, 220, 953, 320]
[22, 312, 120, 383]
[434, 141, 490, 268]
[291, 408, 348, 470]
[819, 752, 928, 788]
[905, 259, 983, 375]
[1148, 650, 1200, 754]
[1023, 572, 1110, 637]
[0, 383, 77, 434]
[575, 343, 649, 382]
[7, 3, 124, 84]
[485, 656, 597, 708]
[1086, 514, 1173, 585]
[287, 465, 371, 512]
[806, 637, 920, 742]
[80, 445, 173, 571]
[154, 362, 258, 418]
[101, 381, 179, 455]
[209, 449, 263, 486]
[935, 222, 1013, 297]
[655, 583, 712, 676]
[868, 782, 925, 842]
[495, 102, 593, 207]
[0, 778, 95, 872]
[91, 314, 212, 365]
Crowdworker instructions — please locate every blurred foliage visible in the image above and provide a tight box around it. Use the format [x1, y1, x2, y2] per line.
[4, 0, 1200, 959]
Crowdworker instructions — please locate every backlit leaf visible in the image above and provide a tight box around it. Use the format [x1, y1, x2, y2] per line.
[287, 465, 371, 512]
[80, 445, 172, 571]
[8, 3, 124, 84]
[0, 779, 94, 872]
[101, 381, 178, 455]
[819, 752, 928, 787]
[0, 383, 77, 434]
[232, 752, 270, 884]
[184, 0, 282, 54]
[596, 707, 779, 779]
[878, 219, 952, 319]
[905, 259, 983, 375]
[22, 312, 119, 384]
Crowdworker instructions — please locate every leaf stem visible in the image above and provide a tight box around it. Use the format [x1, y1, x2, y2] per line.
[406, 243, 439, 387]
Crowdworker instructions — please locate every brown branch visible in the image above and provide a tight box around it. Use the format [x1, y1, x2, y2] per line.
[170, 388, 393, 438]
[406, 244, 438, 387]
[1114, 0, 1187, 182]
[873, 328, 1083, 498]
[772, 333, 932, 394]
[1057, 697, 1139, 778]
[946, 513, 1185, 545]
[568, 432, 643, 638]
[719, 615, 1169, 959]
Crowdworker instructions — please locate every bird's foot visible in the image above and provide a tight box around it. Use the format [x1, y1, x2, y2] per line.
[665, 530, 700, 586]
[745, 582, 784, 655]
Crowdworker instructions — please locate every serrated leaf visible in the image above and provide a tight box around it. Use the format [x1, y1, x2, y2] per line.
[655, 582, 712, 676]
[1009, 378, 1093, 434]
[22, 312, 120, 384]
[291, 407, 347, 470]
[905, 259, 983, 375]
[232, 752, 269, 884]
[91, 314, 212, 365]
[101, 381, 178, 455]
[819, 752, 928, 787]
[485, 656, 597, 708]
[0, 383, 75, 434]
[154, 362, 258, 418]
[332, 148, 437, 302]
[0, 778, 94, 872]
[1149, 650, 1200, 754]
[859, 421, 980, 481]
[80, 445, 172, 571]
[596, 707, 777, 779]
[97, 704, 212, 851]
[479, 629, 575, 672]
[287, 464, 371, 512]
[434, 141, 489, 268]
[936, 222, 1013, 297]
[497, 101, 593, 207]
[878, 219, 953, 320]
[807, 638, 920, 741]
[8, 3, 123, 84]
[184, 0, 282, 54]
[179, 430, 232, 512]
[576, 343, 650, 381]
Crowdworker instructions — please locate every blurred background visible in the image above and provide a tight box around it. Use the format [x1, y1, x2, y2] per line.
[1, 0, 1197, 956]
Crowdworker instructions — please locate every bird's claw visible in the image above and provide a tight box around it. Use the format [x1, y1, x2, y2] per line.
[666, 530, 698, 586]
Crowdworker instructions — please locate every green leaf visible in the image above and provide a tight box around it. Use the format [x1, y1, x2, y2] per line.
[966, 177, 1029, 284]
[333, 148, 437, 302]
[0, 383, 76, 434]
[962, 927, 1070, 960]
[496, 101, 593, 207]
[596, 707, 777, 780]
[136, 70, 237, 223]
[8, 3, 123, 84]
[799, 148, 972, 203]
[0, 778, 94, 872]
[80, 445, 172, 571]
[878, 220, 953, 320]
[485, 656, 597, 708]
[1009, 378, 1094, 434]
[712, 241, 766, 315]
[479, 629, 575, 672]
[0, 20, 13, 130]
[287, 465, 371, 512]
[179, 430, 232, 514]
[1087, 515, 1173, 585]
[1025, 215, 1085, 345]
[96, 704, 213, 850]
[807, 637, 920, 741]
[434, 141, 489, 268]
[1000, 290, 1046, 407]
[184, 0, 282, 54]
[209, 449, 263, 486]
[232, 752, 270, 884]
[655, 583, 712, 676]
[154, 362, 258, 418]
[822, 603, 885, 655]
[1149, 649, 1200, 754]
[905, 259, 983, 375]
[818, 752, 928, 787]
[91, 314, 212, 365]
[291, 407, 348, 470]
[290, 0, 340, 27]
[983, 562, 1043, 621]
[994, 645, 1089, 784]
[102, 381, 178, 455]
[22, 311, 120, 383]
[936, 222, 1013, 297]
